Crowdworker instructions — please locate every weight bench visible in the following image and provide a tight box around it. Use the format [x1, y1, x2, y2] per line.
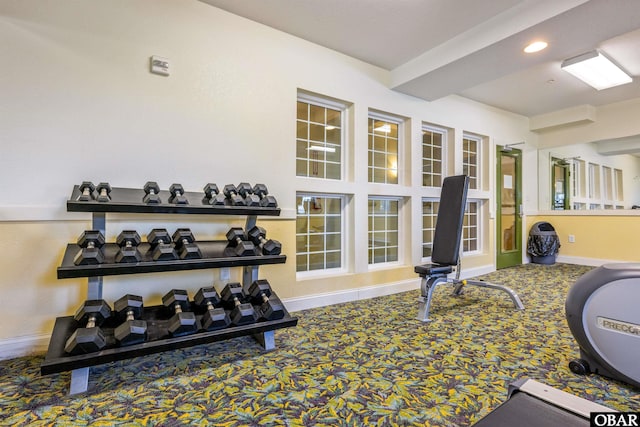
[415, 175, 524, 322]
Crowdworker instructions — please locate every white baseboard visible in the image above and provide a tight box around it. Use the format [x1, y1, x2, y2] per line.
[282, 264, 496, 313]
[282, 278, 421, 313]
[0, 334, 50, 361]
[556, 255, 621, 267]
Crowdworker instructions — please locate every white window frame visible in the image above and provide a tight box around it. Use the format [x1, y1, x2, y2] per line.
[367, 195, 402, 268]
[421, 124, 447, 188]
[296, 92, 348, 181]
[295, 192, 347, 277]
[421, 198, 439, 261]
[462, 199, 481, 255]
[462, 133, 482, 190]
[368, 111, 403, 185]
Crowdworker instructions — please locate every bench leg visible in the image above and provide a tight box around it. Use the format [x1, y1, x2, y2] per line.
[417, 276, 449, 322]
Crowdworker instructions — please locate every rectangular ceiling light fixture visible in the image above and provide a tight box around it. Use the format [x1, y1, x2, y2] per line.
[561, 50, 632, 90]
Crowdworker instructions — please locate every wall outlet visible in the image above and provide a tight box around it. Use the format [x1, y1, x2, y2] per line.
[220, 267, 230, 281]
[568, 234, 576, 243]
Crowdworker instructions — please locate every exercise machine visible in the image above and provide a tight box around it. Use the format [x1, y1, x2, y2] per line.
[472, 378, 614, 427]
[414, 175, 524, 322]
[566, 263, 640, 388]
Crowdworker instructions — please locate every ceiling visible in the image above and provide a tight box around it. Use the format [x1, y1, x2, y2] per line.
[199, 0, 640, 118]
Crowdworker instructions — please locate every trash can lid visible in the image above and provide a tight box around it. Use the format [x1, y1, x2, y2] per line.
[530, 221, 556, 234]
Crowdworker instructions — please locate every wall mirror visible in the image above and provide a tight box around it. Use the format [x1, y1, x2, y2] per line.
[538, 141, 640, 211]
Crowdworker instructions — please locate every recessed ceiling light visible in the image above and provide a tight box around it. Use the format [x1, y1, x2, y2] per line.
[524, 41, 548, 53]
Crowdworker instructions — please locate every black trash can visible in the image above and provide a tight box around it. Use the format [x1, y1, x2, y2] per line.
[527, 221, 560, 265]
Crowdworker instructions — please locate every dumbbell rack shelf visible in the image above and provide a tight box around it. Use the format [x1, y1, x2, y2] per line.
[43, 184, 297, 395]
[41, 304, 297, 375]
[66, 185, 281, 215]
[57, 242, 286, 278]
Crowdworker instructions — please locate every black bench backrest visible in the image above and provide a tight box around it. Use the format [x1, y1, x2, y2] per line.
[431, 175, 469, 267]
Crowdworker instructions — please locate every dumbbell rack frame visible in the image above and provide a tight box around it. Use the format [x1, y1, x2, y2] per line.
[42, 185, 297, 395]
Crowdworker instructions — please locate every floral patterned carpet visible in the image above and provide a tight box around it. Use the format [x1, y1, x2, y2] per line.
[0, 263, 638, 426]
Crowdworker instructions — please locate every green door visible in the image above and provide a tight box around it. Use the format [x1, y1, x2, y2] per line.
[496, 146, 522, 269]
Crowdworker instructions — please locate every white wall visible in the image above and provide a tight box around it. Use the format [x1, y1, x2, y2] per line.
[0, 0, 537, 352]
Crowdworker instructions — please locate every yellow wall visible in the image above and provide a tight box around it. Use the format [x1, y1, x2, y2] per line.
[527, 214, 640, 263]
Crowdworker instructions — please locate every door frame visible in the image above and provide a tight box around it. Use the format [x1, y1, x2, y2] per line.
[496, 146, 522, 269]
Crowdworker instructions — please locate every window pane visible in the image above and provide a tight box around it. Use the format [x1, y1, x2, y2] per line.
[368, 197, 400, 265]
[422, 127, 445, 188]
[326, 251, 341, 268]
[296, 121, 308, 139]
[325, 216, 340, 233]
[463, 200, 479, 252]
[309, 104, 324, 123]
[368, 116, 400, 184]
[326, 109, 340, 126]
[463, 135, 481, 190]
[309, 123, 325, 142]
[422, 200, 439, 258]
[296, 254, 307, 272]
[296, 159, 307, 177]
[296, 194, 343, 272]
[296, 102, 308, 120]
[296, 99, 342, 180]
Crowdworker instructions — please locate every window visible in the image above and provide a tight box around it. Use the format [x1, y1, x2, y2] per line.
[368, 115, 399, 184]
[422, 200, 439, 258]
[368, 197, 399, 264]
[588, 162, 601, 203]
[296, 194, 343, 272]
[422, 126, 445, 187]
[614, 168, 623, 202]
[603, 166, 613, 202]
[463, 134, 481, 190]
[462, 201, 479, 252]
[296, 98, 344, 180]
[572, 159, 586, 198]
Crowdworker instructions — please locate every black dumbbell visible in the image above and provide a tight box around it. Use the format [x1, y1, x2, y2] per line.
[225, 227, 256, 256]
[248, 279, 285, 320]
[64, 299, 112, 354]
[247, 226, 282, 255]
[143, 181, 161, 204]
[162, 289, 198, 337]
[147, 228, 178, 261]
[113, 294, 147, 346]
[169, 183, 188, 205]
[223, 184, 246, 206]
[252, 184, 278, 208]
[96, 182, 112, 202]
[237, 183, 261, 207]
[73, 230, 106, 265]
[202, 183, 226, 206]
[115, 230, 142, 263]
[77, 181, 96, 201]
[220, 282, 259, 326]
[194, 287, 231, 331]
[172, 228, 202, 259]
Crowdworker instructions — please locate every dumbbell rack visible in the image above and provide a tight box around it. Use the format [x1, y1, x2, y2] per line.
[41, 184, 297, 395]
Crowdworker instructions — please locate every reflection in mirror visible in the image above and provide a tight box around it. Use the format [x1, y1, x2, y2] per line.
[551, 158, 570, 210]
[538, 142, 640, 210]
